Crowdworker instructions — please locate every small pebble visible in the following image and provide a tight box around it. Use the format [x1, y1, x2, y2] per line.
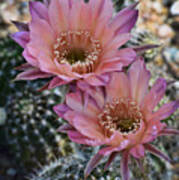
[171, 1, 179, 15]
[152, 1, 163, 13]
[158, 24, 174, 38]
[6, 168, 16, 176]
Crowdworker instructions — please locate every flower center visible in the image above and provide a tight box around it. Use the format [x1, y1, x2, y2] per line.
[53, 30, 102, 74]
[66, 48, 86, 64]
[98, 98, 143, 136]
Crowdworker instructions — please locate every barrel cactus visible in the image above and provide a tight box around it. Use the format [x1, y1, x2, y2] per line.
[29, 146, 122, 180]
[0, 37, 25, 106]
[30, 138, 179, 180]
[6, 84, 72, 174]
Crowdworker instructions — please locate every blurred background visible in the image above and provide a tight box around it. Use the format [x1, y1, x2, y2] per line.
[0, 0, 178, 180]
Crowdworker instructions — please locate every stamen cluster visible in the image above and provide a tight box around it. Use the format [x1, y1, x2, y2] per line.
[98, 98, 142, 136]
[53, 30, 102, 74]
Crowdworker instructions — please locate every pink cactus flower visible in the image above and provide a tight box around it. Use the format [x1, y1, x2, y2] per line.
[11, 0, 140, 88]
[54, 58, 179, 180]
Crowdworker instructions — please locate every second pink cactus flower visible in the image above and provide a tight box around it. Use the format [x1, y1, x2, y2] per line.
[54, 58, 179, 180]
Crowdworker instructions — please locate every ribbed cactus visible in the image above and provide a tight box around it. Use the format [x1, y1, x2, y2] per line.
[0, 37, 25, 106]
[6, 84, 72, 174]
[29, 139, 178, 180]
[30, 146, 123, 180]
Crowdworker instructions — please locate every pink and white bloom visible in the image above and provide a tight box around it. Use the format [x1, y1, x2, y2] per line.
[54, 58, 179, 180]
[11, 0, 139, 88]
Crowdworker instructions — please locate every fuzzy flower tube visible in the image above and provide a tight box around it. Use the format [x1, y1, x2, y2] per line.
[54, 58, 179, 180]
[11, 0, 140, 88]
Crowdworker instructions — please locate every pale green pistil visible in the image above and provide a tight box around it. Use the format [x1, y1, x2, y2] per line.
[66, 48, 86, 65]
[116, 118, 137, 133]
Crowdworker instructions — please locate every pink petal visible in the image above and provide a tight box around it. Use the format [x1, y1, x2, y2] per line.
[48, 0, 70, 34]
[99, 139, 129, 156]
[89, 0, 114, 45]
[72, 115, 104, 140]
[142, 78, 167, 114]
[11, 32, 30, 48]
[130, 145, 145, 159]
[66, 91, 100, 117]
[64, 111, 104, 140]
[110, 4, 138, 35]
[68, 130, 104, 146]
[103, 48, 137, 67]
[116, 48, 137, 65]
[77, 81, 105, 109]
[104, 152, 118, 171]
[116, 11, 138, 35]
[98, 146, 119, 156]
[148, 101, 179, 122]
[133, 44, 160, 54]
[27, 42, 55, 75]
[22, 48, 39, 67]
[48, 77, 70, 89]
[29, 17, 55, 52]
[43, 0, 50, 7]
[121, 150, 130, 180]
[57, 124, 75, 133]
[159, 128, 179, 136]
[15, 63, 33, 70]
[105, 131, 126, 147]
[66, 91, 83, 112]
[107, 132, 127, 147]
[96, 25, 114, 48]
[37, 82, 50, 92]
[85, 74, 110, 86]
[103, 33, 131, 52]
[29, 1, 49, 21]
[142, 121, 166, 143]
[144, 144, 174, 164]
[68, 0, 73, 9]
[62, 110, 76, 125]
[94, 0, 113, 21]
[27, 43, 51, 65]
[12, 21, 29, 31]
[97, 61, 123, 74]
[53, 59, 80, 80]
[89, 0, 113, 29]
[53, 104, 71, 119]
[37, 53, 59, 75]
[128, 58, 150, 105]
[53, 59, 76, 79]
[69, 0, 91, 30]
[106, 72, 130, 102]
[15, 68, 52, 80]
[84, 153, 104, 179]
